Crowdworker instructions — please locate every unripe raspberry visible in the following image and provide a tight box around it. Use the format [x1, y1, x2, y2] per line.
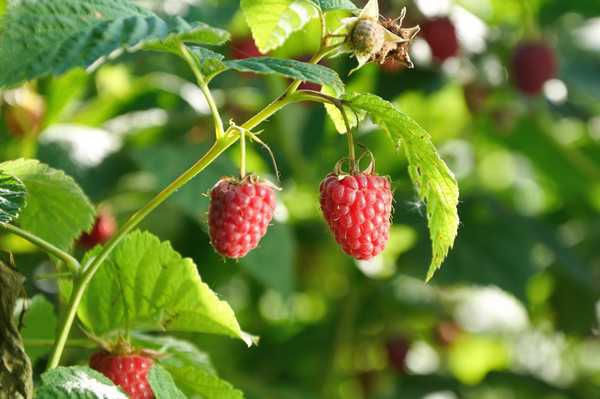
[79, 211, 117, 248]
[351, 19, 385, 56]
[208, 177, 276, 259]
[511, 40, 557, 95]
[421, 17, 459, 62]
[90, 351, 154, 399]
[320, 172, 392, 260]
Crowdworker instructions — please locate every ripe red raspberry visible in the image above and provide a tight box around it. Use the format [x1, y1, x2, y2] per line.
[90, 351, 154, 399]
[421, 17, 459, 62]
[511, 40, 557, 95]
[209, 177, 276, 259]
[320, 172, 392, 260]
[79, 211, 117, 248]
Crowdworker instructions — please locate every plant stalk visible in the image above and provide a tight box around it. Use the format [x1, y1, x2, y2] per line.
[0, 223, 80, 274]
[46, 89, 316, 370]
[179, 43, 225, 139]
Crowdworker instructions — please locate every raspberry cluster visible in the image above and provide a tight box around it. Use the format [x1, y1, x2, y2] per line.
[320, 172, 393, 260]
[208, 177, 276, 259]
[90, 352, 154, 399]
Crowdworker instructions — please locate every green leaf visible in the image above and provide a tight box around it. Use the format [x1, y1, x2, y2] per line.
[322, 85, 365, 133]
[37, 366, 128, 399]
[145, 22, 230, 55]
[22, 295, 57, 365]
[309, 0, 358, 11]
[241, 0, 320, 53]
[225, 57, 344, 96]
[188, 46, 228, 80]
[240, 222, 296, 295]
[0, 159, 95, 251]
[346, 93, 460, 281]
[132, 333, 215, 371]
[148, 365, 187, 399]
[133, 334, 245, 399]
[164, 365, 244, 399]
[0, 171, 26, 224]
[76, 230, 252, 345]
[0, 0, 227, 87]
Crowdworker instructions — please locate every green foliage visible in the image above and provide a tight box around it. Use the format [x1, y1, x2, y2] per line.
[148, 365, 187, 399]
[0, 171, 26, 223]
[225, 57, 344, 96]
[0, 0, 227, 87]
[0, 159, 95, 251]
[346, 93, 460, 281]
[21, 295, 57, 365]
[309, 0, 358, 11]
[75, 231, 251, 344]
[37, 366, 127, 399]
[240, 0, 320, 53]
[165, 365, 245, 399]
[133, 334, 245, 399]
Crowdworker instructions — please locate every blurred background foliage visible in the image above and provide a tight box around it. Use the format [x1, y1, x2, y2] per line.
[1, 0, 600, 398]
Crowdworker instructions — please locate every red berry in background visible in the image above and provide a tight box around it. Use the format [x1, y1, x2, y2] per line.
[320, 171, 392, 260]
[421, 17, 459, 62]
[385, 336, 410, 372]
[297, 81, 321, 91]
[435, 321, 463, 347]
[230, 37, 262, 59]
[79, 211, 117, 248]
[511, 40, 557, 95]
[90, 351, 154, 399]
[209, 176, 276, 259]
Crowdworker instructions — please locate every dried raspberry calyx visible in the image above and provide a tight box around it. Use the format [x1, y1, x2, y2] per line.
[208, 175, 277, 259]
[334, 0, 419, 73]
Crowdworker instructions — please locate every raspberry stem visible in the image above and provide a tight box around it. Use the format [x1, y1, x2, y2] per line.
[240, 127, 247, 178]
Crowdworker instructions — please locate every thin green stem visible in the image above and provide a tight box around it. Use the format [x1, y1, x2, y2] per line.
[284, 44, 343, 96]
[0, 223, 80, 274]
[47, 136, 237, 369]
[179, 43, 225, 139]
[240, 127, 247, 178]
[46, 90, 319, 370]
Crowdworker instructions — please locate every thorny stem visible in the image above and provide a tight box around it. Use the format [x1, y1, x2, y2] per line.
[179, 43, 225, 139]
[0, 222, 80, 274]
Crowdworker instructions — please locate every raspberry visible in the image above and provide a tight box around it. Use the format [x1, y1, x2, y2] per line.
[319, 172, 392, 260]
[79, 211, 117, 248]
[208, 177, 276, 259]
[511, 40, 557, 95]
[421, 17, 459, 62]
[90, 351, 154, 399]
